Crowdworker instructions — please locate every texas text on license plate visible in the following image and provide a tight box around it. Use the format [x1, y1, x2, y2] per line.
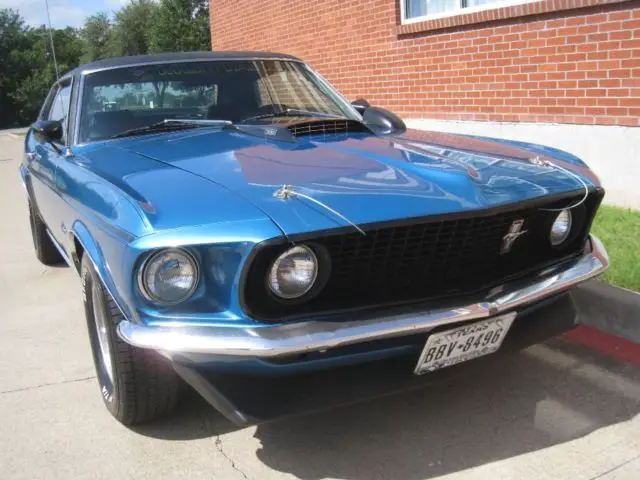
[414, 313, 517, 375]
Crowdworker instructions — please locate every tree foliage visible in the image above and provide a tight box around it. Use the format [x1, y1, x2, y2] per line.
[148, 0, 211, 53]
[1, 10, 83, 127]
[108, 0, 158, 57]
[11, 28, 83, 122]
[80, 13, 112, 63]
[0, 0, 212, 128]
[0, 9, 30, 127]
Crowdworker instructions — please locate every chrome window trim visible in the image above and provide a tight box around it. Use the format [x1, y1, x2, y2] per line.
[38, 85, 59, 121]
[61, 77, 74, 146]
[41, 76, 75, 147]
[66, 74, 79, 148]
[400, 0, 537, 25]
[79, 57, 304, 76]
[72, 72, 84, 145]
[304, 64, 363, 120]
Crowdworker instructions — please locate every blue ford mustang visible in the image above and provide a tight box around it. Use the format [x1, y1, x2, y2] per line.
[21, 51, 609, 426]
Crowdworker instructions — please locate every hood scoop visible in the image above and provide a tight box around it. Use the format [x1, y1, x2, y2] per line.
[232, 119, 372, 143]
[287, 119, 371, 137]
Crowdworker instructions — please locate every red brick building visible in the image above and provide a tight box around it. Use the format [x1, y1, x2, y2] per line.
[210, 0, 640, 206]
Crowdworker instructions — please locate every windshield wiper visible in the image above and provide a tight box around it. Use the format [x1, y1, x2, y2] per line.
[239, 108, 345, 124]
[111, 119, 232, 139]
[284, 108, 345, 118]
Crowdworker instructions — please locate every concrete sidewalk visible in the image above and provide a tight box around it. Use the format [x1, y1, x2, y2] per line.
[0, 134, 638, 480]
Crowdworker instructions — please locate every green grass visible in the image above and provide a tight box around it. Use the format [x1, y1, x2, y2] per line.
[591, 205, 640, 292]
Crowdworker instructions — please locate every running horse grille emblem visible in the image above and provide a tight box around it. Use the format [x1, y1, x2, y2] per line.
[500, 219, 528, 254]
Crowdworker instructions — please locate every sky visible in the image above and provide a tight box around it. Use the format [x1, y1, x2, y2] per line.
[0, 0, 129, 28]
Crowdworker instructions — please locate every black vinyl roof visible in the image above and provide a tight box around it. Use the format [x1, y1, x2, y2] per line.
[64, 51, 301, 78]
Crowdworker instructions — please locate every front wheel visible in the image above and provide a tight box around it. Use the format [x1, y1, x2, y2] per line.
[81, 254, 180, 425]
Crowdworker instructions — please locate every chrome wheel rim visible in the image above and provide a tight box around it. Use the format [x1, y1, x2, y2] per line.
[92, 285, 114, 384]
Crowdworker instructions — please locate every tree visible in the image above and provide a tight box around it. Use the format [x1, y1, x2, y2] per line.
[0, 0, 214, 127]
[108, 0, 158, 57]
[148, 0, 211, 53]
[1, 10, 82, 127]
[80, 13, 112, 62]
[0, 9, 30, 127]
[9, 27, 83, 123]
[50, 27, 84, 70]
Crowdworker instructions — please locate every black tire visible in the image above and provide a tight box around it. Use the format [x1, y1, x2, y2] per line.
[28, 199, 64, 266]
[81, 254, 180, 425]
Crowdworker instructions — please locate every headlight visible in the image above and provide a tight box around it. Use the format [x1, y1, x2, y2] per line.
[268, 245, 318, 299]
[139, 248, 199, 305]
[550, 209, 572, 246]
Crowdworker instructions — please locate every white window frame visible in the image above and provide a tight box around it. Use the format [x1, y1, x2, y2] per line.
[400, 0, 539, 25]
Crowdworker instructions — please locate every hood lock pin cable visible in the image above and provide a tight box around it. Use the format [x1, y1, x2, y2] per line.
[274, 185, 366, 236]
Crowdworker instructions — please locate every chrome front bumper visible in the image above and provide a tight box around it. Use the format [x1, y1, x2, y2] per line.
[117, 235, 609, 358]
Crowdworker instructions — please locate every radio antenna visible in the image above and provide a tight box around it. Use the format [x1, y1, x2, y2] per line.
[44, 0, 60, 81]
[43, 0, 70, 152]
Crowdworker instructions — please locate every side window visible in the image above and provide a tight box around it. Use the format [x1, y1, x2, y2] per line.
[47, 83, 72, 143]
[39, 85, 59, 120]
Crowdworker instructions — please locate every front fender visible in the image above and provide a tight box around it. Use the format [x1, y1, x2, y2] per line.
[465, 135, 589, 168]
[70, 220, 133, 322]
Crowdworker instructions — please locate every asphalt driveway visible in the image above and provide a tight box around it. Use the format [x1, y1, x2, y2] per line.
[0, 132, 638, 480]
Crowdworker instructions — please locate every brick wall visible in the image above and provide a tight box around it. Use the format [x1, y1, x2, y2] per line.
[210, 0, 640, 126]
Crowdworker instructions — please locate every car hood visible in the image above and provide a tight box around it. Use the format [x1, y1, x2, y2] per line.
[116, 128, 599, 237]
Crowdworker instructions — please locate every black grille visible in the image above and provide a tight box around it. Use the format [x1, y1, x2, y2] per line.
[243, 191, 602, 321]
[287, 119, 369, 137]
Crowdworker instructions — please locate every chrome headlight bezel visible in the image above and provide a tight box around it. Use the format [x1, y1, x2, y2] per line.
[267, 245, 319, 300]
[137, 248, 200, 306]
[550, 209, 573, 247]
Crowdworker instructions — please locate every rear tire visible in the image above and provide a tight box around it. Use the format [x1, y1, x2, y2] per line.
[81, 254, 180, 425]
[28, 200, 63, 265]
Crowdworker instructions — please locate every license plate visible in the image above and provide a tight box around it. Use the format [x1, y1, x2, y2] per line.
[414, 313, 516, 375]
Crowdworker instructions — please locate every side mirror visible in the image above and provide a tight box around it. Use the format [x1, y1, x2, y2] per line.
[32, 120, 63, 144]
[351, 98, 371, 114]
[362, 106, 406, 135]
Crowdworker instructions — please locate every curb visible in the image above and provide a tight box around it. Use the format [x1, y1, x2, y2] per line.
[564, 325, 640, 365]
[572, 279, 640, 344]
[7, 133, 24, 140]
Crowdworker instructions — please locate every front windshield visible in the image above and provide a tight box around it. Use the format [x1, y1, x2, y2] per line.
[78, 59, 358, 143]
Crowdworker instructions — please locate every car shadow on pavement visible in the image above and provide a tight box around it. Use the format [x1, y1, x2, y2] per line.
[135, 338, 640, 480]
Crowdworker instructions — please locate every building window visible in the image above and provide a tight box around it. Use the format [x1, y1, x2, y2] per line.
[402, 0, 534, 23]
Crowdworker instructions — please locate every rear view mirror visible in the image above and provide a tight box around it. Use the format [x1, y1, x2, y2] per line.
[32, 120, 63, 143]
[362, 107, 406, 135]
[351, 99, 371, 114]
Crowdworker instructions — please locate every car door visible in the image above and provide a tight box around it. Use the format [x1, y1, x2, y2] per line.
[26, 80, 72, 244]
